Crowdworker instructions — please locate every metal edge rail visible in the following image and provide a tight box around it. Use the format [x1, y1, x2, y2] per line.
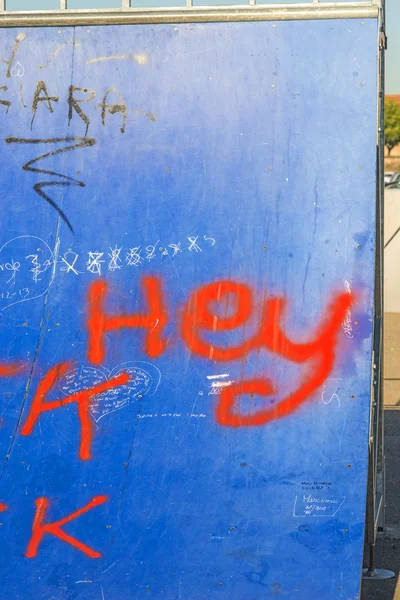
[0, 3, 379, 27]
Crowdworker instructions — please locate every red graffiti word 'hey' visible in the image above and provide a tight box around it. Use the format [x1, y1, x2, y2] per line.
[87, 277, 168, 365]
[25, 495, 108, 559]
[20, 363, 129, 460]
[0, 502, 8, 512]
[84, 276, 353, 427]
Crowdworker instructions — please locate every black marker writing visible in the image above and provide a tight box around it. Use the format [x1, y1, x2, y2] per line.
[31, 81, 59, 130]
[5, 137, 96, 233]
[68, 86, 96, 136]
[99, 88, 127, 134]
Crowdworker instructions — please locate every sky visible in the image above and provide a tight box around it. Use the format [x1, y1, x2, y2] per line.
[3, 0, 399, 93]
[386, 0, 399, 94]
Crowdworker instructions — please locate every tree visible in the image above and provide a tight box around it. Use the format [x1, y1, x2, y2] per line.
[385, 99, 400, 156]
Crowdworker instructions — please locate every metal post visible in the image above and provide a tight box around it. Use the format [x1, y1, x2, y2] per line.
[121, 0, 130, 8]
[362, 0, 394, 580]
[0, 0, 5, 11]
[362, 443, 394, 579]
[363, 545, 395, 580]
[376, 0, 387, 537]
[60, 0, 67, 9]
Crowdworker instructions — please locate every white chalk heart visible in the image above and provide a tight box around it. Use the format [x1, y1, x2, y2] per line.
[58, 362, 161, 423]
[0, 235, 56, 312]
[11, 61, 25, 77]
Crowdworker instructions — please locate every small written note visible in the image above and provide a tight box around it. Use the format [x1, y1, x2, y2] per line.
[58, 362, 161, 423]
[293, 494, 346, 518]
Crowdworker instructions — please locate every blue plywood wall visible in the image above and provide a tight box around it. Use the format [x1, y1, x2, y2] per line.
[0, 18, 377, 599]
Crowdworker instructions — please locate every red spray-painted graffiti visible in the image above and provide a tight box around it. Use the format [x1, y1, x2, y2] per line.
[11, 276, 353, 461]
[20, 362, 130, 460]
[0, 276, 353, 558]
[87, 277, 169, 364]
[25, 495, 108, 558]
[0, 363, 26, 377]
[87, 276, 352, 428]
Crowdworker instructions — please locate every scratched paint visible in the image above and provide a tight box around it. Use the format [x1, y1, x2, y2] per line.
[0, 18, 377, 600]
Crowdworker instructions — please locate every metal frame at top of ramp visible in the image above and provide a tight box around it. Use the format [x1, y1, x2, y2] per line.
[0, 1, 380, 26]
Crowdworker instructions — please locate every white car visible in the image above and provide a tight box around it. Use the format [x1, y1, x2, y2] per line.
[385, 171, 394, 185]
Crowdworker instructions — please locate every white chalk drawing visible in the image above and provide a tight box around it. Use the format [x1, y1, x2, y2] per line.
[137, 413, 207, 419]
[301, 480, 332, 492]
[160, 246, 169, 257]
[10, 61, 24, 78]
[60, 250, 81, 275]
[293, 494, 346, 518]
[188, 236, 202, 253]
[342, 280, 353, 338]
[26, 253, 43, 283]
[211, 381, 233, 388]
[3, 258, 20, 285]
[54, 235, 215, 276]
[207, 373, 233, 395]
[58, 361, 161, 423]
[321, 390, 341, 408]
[0, 234, 217, 293]
[108, 246, 123, 271]
[0, 235, 58, 312]
[168, 243, 182, 257]
[87, 251, 105, 275]
[209, 380, 233, 395]
[1, 288, 29, 301]
[146, 242, 158, 262]
[126, 247, 143, 267]
[203, 235, 216, 246]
